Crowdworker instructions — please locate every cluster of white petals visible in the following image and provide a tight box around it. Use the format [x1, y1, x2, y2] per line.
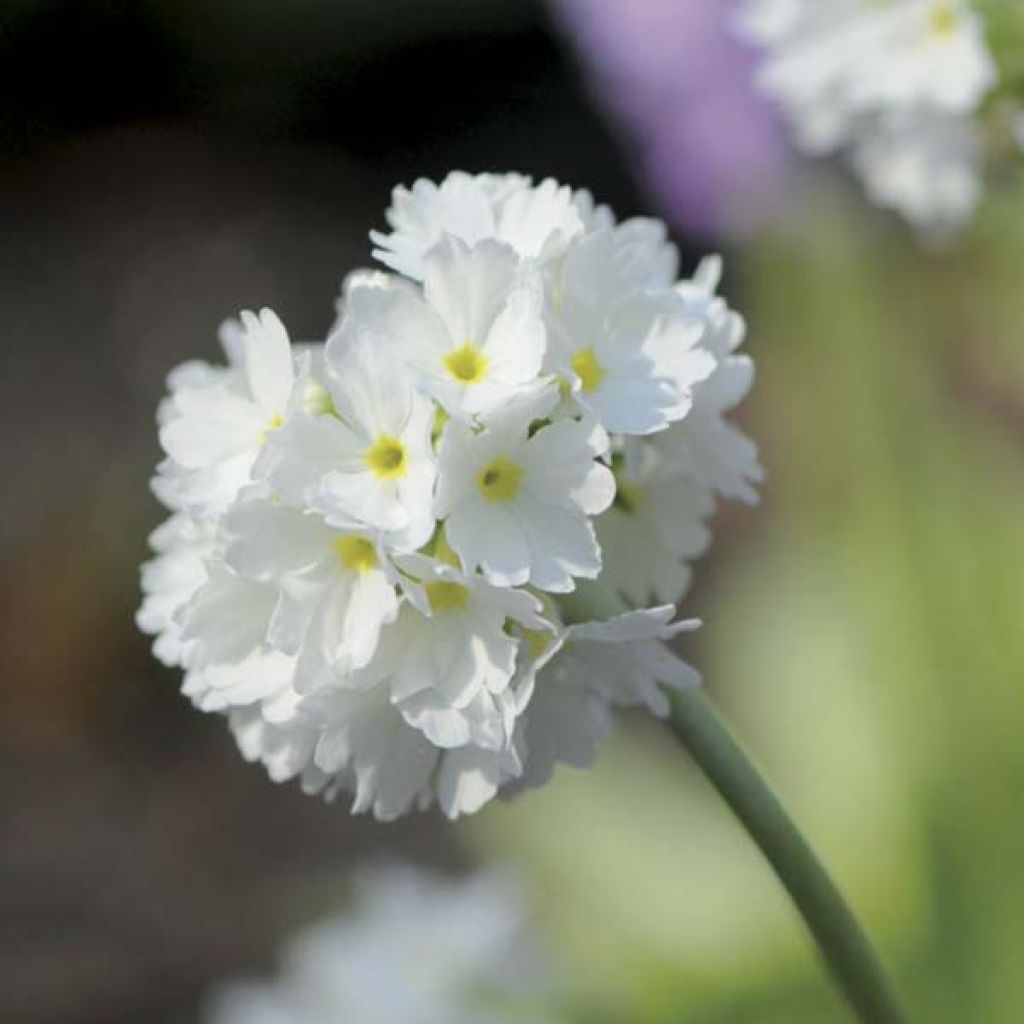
[204, 867, 563, 1024]
[737, 0, 997, 232]
[138, 172, 760, 820]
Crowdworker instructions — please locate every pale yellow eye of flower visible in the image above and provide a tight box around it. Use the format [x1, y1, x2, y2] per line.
[364, 435, 408, 479]
[444, 343, 488, 384]
[477, 455, 524, 502]
[332, 535, 378, 574]
[425, 580, 470, 612]
[928, 1, 959, 36]
[571, 347, 605, 393]
[259, 413, 285, 445]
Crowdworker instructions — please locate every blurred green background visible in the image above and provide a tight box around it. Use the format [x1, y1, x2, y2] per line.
[1, 2, 1022, 1023]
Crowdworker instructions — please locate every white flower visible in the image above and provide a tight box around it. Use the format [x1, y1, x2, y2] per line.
[178, 561, 296, 713]
[572, 190, 681, 288]
[229, 697, 320, 787]
[291, 562, 556, 819]
[371, 171, 584, 280]
[512, 607, 701, 791]
[738, 0, 997, 230]
[361, 553, 551, 750]
[155, 309, 297, 518]
[348, 238, 548, 421]
[435, 383, 616, 592]
[204, 867, 562, 1024]
[840, 0, 994, 117]
[260, 334, 437, 551]
[591, 451, 714, 610]
[298, 683, 526, 820]
[651, 256, 763, 504]
[222, 494, 399, 683]
[544, 230, 714, 435]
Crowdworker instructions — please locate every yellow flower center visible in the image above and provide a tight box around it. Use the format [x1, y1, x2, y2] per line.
[258, 413, 285, 445]
[571, 347, 605, 393]
[613, 481, 645, 515]
[477, 455, 524, 503]
[426, 580, 470, 612]
[364, 435, 407, 479]
[928, 1, 958, 36]
[444, 343, 488, 384]
[332, 535, 378, 574]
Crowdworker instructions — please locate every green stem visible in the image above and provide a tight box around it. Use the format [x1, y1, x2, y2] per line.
[668, 690, 905, 1024]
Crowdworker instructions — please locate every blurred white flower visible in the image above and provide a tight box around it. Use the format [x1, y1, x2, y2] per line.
[204, 867, 563, 1024]
[738, 0, 997, 230]
[139, 173, 760, 819]
[851, 109, 983, 232]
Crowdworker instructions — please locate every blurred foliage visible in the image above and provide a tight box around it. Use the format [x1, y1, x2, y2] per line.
[470, 180, 1024, 1023]
[980, 0, 1024, 94]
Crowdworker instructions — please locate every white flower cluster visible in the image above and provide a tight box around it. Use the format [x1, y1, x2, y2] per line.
[738, 0, 997, 232]
[204, 867, 562, 1024]
[138, 172, 760, 820]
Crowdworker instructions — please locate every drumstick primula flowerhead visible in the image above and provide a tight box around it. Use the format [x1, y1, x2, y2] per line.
[138, 172, 761, 820]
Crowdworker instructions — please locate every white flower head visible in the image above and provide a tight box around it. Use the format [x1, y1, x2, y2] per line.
[139, 172, 758, 821]
[851, 108, 983, 233]
[738, 0, 998, 232]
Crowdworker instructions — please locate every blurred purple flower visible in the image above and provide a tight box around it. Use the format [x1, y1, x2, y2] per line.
[549, 0, 789, 239]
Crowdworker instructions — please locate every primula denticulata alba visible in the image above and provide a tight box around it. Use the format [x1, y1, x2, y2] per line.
[138, 172, 762, 820]
[736, 0, 998, 233]
[204, 867, 563, 1024]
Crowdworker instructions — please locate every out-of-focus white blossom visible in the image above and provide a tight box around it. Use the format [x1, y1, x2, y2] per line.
[738, 0, 997, 231]
[138, 172, 760, 819]
[204, 867, 565, 1024]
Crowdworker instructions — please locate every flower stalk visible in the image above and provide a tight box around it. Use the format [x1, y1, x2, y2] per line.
[669, 690, 905, 1024]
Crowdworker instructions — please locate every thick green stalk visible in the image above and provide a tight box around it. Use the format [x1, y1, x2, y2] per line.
[669, 690, 905, 1023]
